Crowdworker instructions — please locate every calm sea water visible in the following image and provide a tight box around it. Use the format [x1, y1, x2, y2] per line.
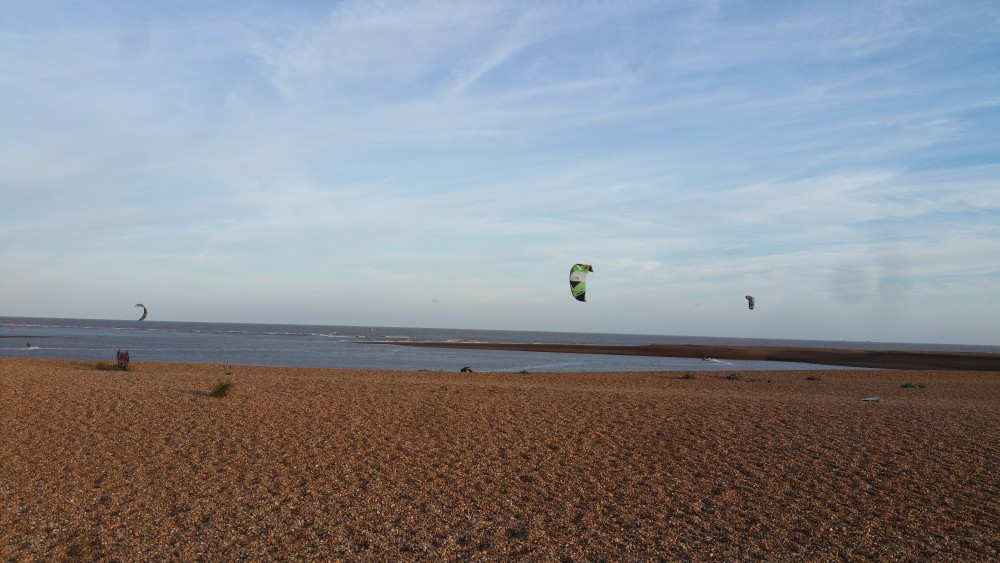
[2, 317, 997, 372]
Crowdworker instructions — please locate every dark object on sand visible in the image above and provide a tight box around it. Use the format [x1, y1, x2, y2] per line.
[210, 381, 234, 398]
[113, 349, 130, 371]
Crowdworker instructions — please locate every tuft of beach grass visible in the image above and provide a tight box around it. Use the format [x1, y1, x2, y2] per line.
[209, 381, 234, 398]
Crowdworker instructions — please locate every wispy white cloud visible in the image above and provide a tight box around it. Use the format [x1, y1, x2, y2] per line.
[1, 0, 998, 342]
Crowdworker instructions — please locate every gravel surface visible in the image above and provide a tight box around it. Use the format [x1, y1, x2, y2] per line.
[2, 358, 997, 560]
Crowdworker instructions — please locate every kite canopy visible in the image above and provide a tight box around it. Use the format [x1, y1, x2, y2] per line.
[745, 295, 755, 310]
[569, 264, 593, 302]
[135, 303, 148, 321]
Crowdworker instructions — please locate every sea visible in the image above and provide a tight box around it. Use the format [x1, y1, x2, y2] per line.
[2, 317, 997, 373]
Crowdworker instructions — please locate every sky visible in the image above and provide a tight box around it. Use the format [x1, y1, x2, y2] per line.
[2, 1, 998, 344]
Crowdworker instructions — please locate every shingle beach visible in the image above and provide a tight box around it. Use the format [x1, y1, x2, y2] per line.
[2, 357, 997, 560]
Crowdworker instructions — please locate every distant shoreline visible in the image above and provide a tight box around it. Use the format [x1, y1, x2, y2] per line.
[390, 342, 1000, 371]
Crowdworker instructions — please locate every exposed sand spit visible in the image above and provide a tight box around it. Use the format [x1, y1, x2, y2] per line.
[390, 342, 1000, 371]
[2, 358, 997, 559]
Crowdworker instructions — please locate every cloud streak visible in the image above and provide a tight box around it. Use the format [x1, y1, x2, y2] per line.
[1, 0, 998, 343]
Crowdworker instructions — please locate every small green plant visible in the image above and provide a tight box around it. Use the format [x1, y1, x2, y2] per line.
[518, 370, 532, 374]
[111, 349, 130, 371]
[460, 366, 474, 373]
[727, 372, 746, 380]
[210, 381, 234, 398]
[900, 383, 925, 389]
[506, 525, 529, 540]
[805, 376, 821, 381]
[681, 372, 696, 380]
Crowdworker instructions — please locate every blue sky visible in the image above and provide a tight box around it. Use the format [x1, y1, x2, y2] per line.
[2, 1, 998, 344]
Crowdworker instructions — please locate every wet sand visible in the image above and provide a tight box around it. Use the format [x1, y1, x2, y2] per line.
[1, 357, 997, 560]
[391, 342, 1000, 371]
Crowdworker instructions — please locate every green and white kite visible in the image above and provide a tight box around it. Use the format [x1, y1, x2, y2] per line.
[569, 264, 593, 302]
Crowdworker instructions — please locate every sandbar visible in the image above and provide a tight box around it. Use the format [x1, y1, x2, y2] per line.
[390, 341, 1000, 371]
